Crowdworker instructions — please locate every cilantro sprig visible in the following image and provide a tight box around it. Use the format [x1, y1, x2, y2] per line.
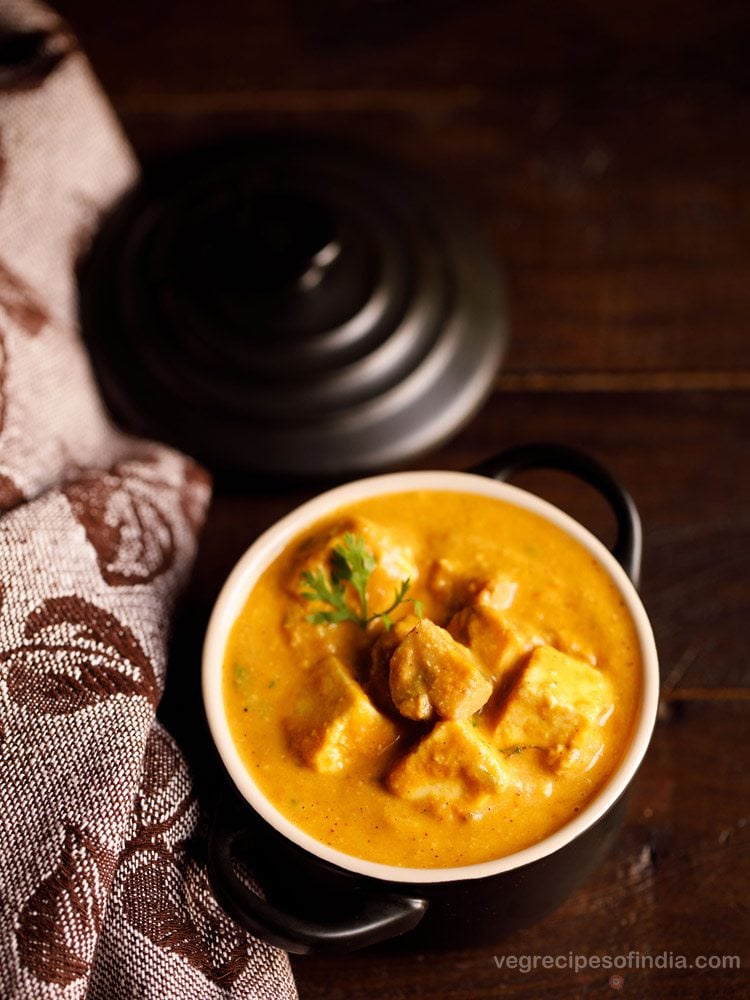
[300, 533, 423, 630]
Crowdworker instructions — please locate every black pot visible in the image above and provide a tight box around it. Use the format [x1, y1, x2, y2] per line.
[202, 444, 659, 953]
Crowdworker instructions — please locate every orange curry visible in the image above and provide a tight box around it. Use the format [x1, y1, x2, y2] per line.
[223, 490, 642, 868]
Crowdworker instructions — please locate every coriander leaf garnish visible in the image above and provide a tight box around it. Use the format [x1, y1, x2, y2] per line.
[301, 533, 422, 630]
[300, 567, 361, 626]
[330, 533, 375, 622]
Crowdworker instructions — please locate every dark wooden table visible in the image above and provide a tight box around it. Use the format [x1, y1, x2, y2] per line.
[59, 2, 749, 996]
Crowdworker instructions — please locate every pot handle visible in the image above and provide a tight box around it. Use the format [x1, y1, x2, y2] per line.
[470, 443, 642, 587]
[207, 802, 428, 954]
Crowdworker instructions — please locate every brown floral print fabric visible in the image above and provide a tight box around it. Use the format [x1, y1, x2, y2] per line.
[0, 3, 297, 997]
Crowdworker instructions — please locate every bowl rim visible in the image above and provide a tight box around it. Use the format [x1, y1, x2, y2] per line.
[202, 469, 660, 885]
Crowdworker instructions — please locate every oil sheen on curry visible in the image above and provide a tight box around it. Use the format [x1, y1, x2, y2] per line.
[223, 491, 642, 868]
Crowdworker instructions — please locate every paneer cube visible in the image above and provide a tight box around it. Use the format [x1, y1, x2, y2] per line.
[389, 620, 493, 721]
[493, 645, 613, 773]
[476, 574, 518, 611]
[285, 656, 397, 773]
[543, 625, 598, 667]
[426, 558, 484, 613]
[387, 721, 511, 818]
[366, 615, 421, 713]
[426, 560, 518, 618]
[448, 605, 529, 682]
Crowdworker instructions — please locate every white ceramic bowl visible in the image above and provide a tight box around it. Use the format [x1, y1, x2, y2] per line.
[203, 468, 659, 896]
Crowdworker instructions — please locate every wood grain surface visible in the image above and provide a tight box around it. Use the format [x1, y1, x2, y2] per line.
[57, 0, 750, 995]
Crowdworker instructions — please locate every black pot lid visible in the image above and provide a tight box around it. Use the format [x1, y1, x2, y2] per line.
[79, 134, 507, 476]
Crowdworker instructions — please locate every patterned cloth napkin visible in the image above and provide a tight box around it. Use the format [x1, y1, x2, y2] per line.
[0, 3, 297, 996]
